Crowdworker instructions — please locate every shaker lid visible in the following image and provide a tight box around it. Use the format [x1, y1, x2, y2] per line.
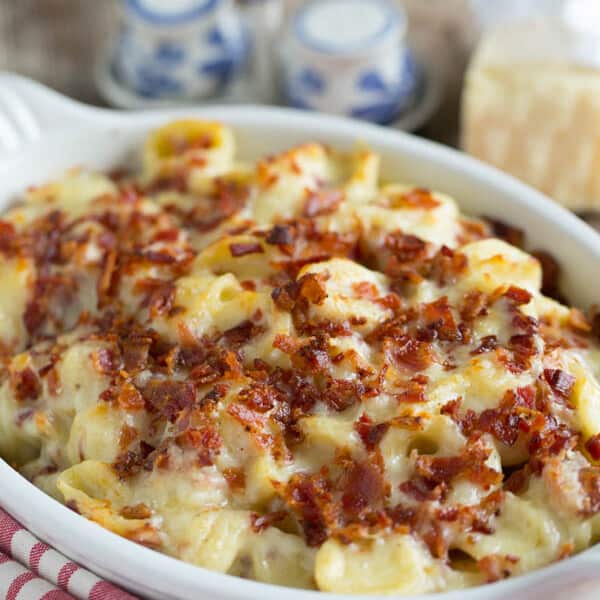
[293, 0, 405, 56]
[125, 0, 220, 25]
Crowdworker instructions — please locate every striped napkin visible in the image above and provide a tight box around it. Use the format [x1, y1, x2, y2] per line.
[0, 509, 137, 600]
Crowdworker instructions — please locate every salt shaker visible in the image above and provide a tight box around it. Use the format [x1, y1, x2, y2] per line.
[281, 0, 418, 124]
[114, 0, 246, 100]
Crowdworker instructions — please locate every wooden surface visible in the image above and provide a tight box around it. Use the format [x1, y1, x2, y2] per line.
[0, 0, 478, 145]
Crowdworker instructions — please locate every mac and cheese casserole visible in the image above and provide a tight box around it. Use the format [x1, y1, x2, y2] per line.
[2, 120, 600, 594]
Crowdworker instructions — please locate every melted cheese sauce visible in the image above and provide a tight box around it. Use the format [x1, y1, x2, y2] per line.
[1, 120, 600, 594]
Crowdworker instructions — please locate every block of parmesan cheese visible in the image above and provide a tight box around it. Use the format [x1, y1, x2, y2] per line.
[462, 20, 600, 212]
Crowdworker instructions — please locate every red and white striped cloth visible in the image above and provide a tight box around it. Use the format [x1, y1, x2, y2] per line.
[0, 509, 138, 600]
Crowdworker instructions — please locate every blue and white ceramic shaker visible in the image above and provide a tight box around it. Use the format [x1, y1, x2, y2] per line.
[282, 0, 418, 124]
[114, 0, 246, 100]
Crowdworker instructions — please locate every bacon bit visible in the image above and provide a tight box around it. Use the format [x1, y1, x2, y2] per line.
[471, 335, 498, 355]
[121, 334, 151, 373]
[325, 378, 364, 412]
[153, 229, 179, 243]
[354, 414, 389, 451]
[137, 279, 177, 318]
[385, 337, 434, 372]
[113, 441, 155, 479]
[392, 189, 440, 210]
[92, 348, 120, 375]
[97, 249, 118, 307]
[490, 219, 525, 248]
[117, 383, 145, 411]
[400, 477, 447, 502]
[303, 190, 344, 218]
[507, 333, 538, 374]
[415, 438, 501, 489]
[440, 397, 462, 420]
[227, 403, 269, 444]
[529, 426, 576, 475]
[352, 281, 379, 300]
[421, 297, 461, 342]
[384, 231, 429, 276]
[272, 271, 328, 314]
[298, 272, 329, 305]
[23, 281, 56, 336]
[229, 242, 264, 257]
[460, 290, 489, 322]
[0, 220, 17, 255]
[504, 286, 532, 306]
[543, 369, 575, 401]
[142, 380, 196, 422]
[585, 435, 600, 461]
[389, 414, 426, 431]
[284, 473, 334, 547]
[142, 249, 179, 264]
[478, 554, 519, 583]
[266, 224, 293, 246]
[120, 503, 152, 520]
[579, 467, 600, 515]
[175, 426, 222, 466]
[240, 280, 256, 291]
[428, 246, 468, 287]
[476, 386, 536, 446]
[119, 424, 138, 450]
[223, 467, 246, 492]
[341, 460, 387, 518]
[512, 313, 538, 335]
[271, 287, 295, 312]
[222, 320, 264, 348]
[250, 510, 287, 533]
[238, 382, 277, 413]
[11, 368, 41, 402]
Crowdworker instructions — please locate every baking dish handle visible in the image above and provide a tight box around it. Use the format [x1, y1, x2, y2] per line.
[0, 72, 113, 155]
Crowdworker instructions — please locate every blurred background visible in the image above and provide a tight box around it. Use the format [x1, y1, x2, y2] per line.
[1, 0, 599, 223]
[0, 0, 475, 143]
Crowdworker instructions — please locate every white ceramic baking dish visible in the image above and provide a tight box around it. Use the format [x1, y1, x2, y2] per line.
[0, 73, 599, 600]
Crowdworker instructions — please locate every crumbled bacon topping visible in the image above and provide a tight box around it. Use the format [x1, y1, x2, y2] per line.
[303, 190, 344, 218]
[543, 369, 575, 402]
[229, 242, 264, 257]
[585, 434, 600, 461]
[354, 414, 389, 451]
[11, 367, 41, 402]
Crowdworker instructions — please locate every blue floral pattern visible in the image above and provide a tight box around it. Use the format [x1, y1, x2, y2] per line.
[350, 49, 420, 124]
[114, 1, 246, 99]
[298, 68, 325, 94]
[133, 66, 183, 98]
[154, 42, 185, 64]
